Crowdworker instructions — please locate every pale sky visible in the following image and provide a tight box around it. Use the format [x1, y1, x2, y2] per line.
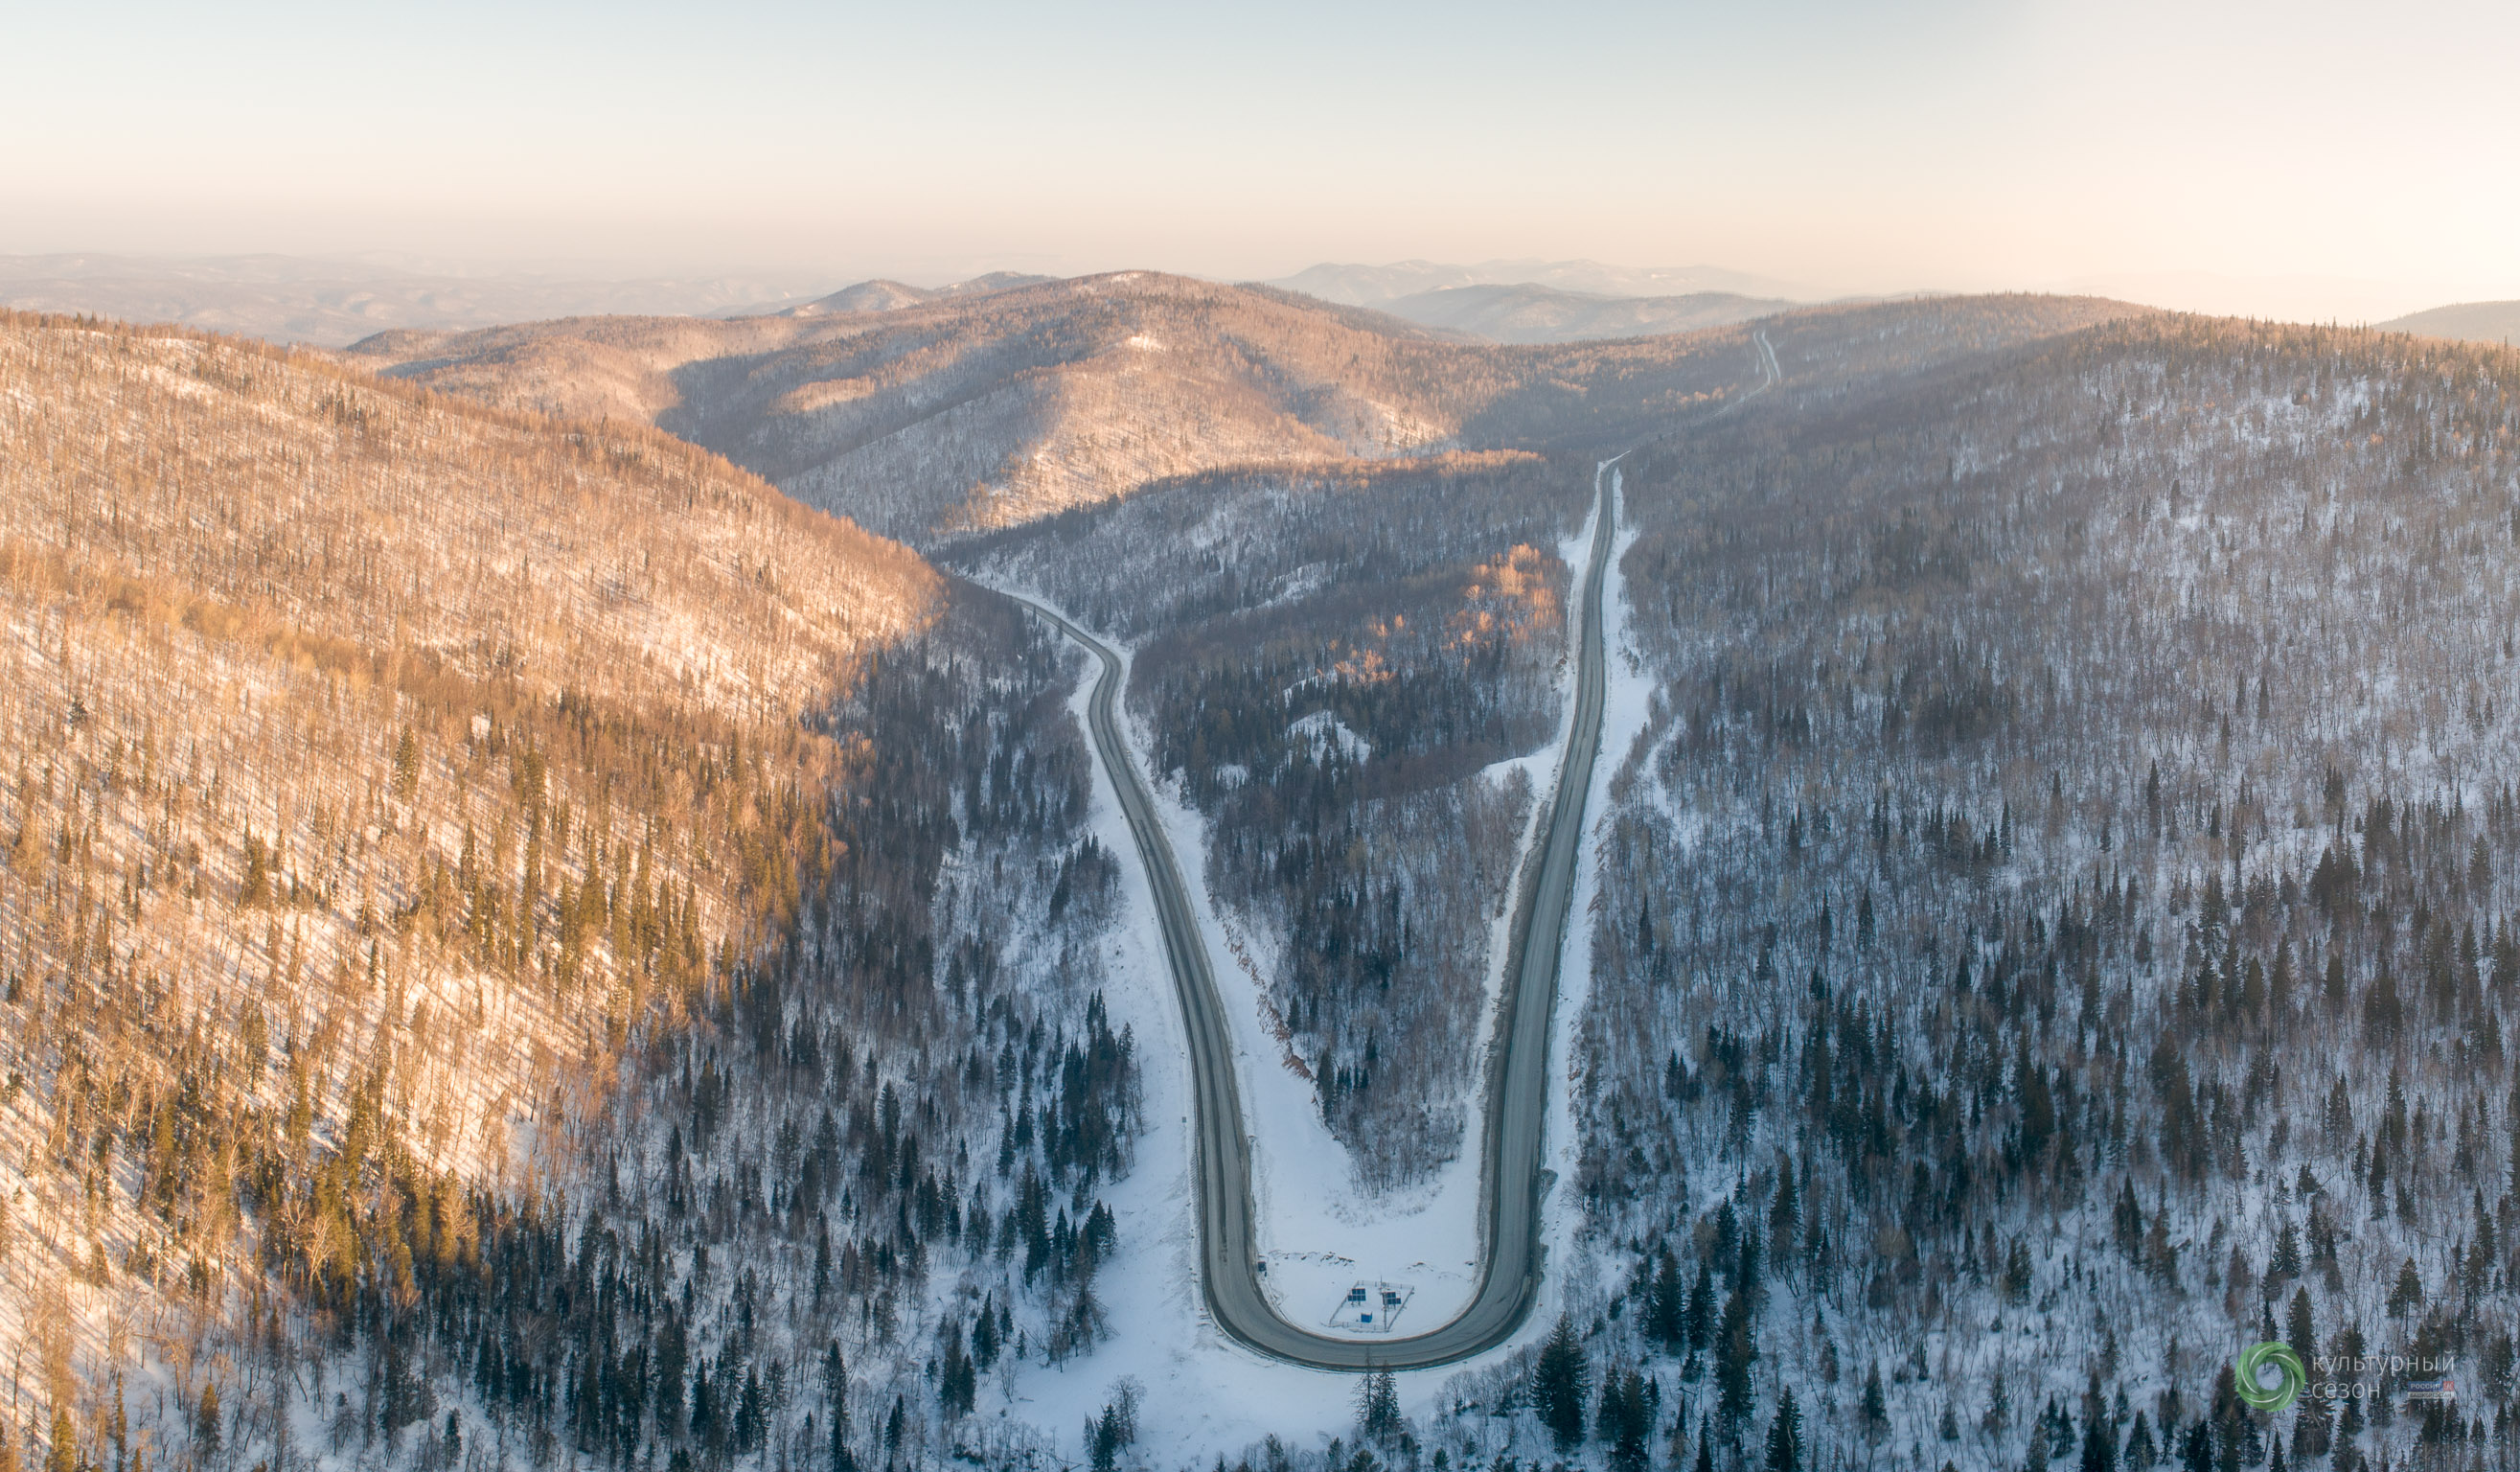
[8, 0, 2516, 318]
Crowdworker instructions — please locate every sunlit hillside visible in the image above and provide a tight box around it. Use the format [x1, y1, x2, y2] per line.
[0, 310, 933, 1441]
[343, 275, 1485, 541]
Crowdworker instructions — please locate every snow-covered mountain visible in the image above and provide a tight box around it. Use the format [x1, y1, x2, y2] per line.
[338, 273, 1483, 542]
[771, 273, 1058, 316]
[341, 276, 2128, 548]
[0, 307, 979, 1472]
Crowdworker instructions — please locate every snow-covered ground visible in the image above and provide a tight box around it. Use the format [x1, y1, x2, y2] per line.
[974, 656, 1402, 1458]
[1118, 635, 1491, 1335]
[1285, 707, 1373, 765]
[1530, 463, 1658, 1315]
[1026, 463, 1644, 1457]
[973, 461, 1651, 1459]
[1135, 472, 1635, 1345]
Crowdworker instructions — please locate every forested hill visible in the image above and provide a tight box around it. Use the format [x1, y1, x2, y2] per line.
[1497, 316, 2520, 1472]
[939, 295, 2148, 1196]
[336, 275, 1491, 542]
[959, 451, 1591, 1189]
[0, 302, 938, 1354]
[1, 312, 1147, 1472]
[7, 293, 2309, 1472]
[340, 278, 2142, 546]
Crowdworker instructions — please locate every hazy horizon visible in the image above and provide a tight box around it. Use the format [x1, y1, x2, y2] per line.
[10, 0, 2519, 324]
[0, 249, 2493, 333]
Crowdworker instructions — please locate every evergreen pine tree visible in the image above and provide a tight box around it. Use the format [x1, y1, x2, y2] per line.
[1684, 1258, 1717, 1350]
[195, 1385, 222, 1460]
[2080, 1414, 2118, 1472]
[2387, 1256, 2423, 1317]
[1648, 1247, 1686, 1350]
[2269, 1218, 2302, 1279]
[1862, 1361, 1889, 1429]
[1763, 1386, 1802, 1472]
[1596, 1369, 1646, 1472]
[1982, 1371, 2011, 1436]
[2285, 1287, 2315, 1371]
[1355, 1368, 1401, 1441]
[1532, 1314, 1592, 1450]
[2123, 1412, 2157, 1469]
[1715, 1287, 1758, 1427]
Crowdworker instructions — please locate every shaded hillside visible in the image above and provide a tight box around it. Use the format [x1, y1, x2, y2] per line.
[947, 296, 2145, 1187]
[346, 279, 2142, 547]
[960, 453, 1588, 1186]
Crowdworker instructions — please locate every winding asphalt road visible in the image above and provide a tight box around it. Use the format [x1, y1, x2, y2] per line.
[1001, 457, 1620, 1368]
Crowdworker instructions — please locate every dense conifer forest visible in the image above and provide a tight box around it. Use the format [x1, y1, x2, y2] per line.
[1423, 318, 2520, 1472]
[17, 292, 2520, 1472]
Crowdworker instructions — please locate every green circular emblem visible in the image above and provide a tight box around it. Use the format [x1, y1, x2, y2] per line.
[2234, 1341, 2305, 1413]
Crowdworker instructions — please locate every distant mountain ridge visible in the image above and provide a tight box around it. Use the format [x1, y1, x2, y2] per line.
[774, 271, 1058, 316]
[1375, 282, 1797, 343]
[2378, 299, 2520, 345]
[1270, 257, 1806, 307]
[342, 272, 1483, 540]
[0, 252, 836, 346]
[345, 273, 2142, 545]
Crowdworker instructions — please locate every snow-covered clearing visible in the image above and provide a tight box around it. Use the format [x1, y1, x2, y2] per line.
[1285, 708, 1374, 765]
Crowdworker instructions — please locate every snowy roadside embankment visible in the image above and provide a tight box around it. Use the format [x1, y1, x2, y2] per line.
[981, 651, 1377, 1460]
[971, 458, 1644, 1452]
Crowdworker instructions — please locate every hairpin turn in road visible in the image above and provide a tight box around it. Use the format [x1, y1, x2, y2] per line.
[999, 457, 1618, 1368]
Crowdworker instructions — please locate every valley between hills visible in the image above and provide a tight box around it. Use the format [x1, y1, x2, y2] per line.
[9, 277, 2520, 1472]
